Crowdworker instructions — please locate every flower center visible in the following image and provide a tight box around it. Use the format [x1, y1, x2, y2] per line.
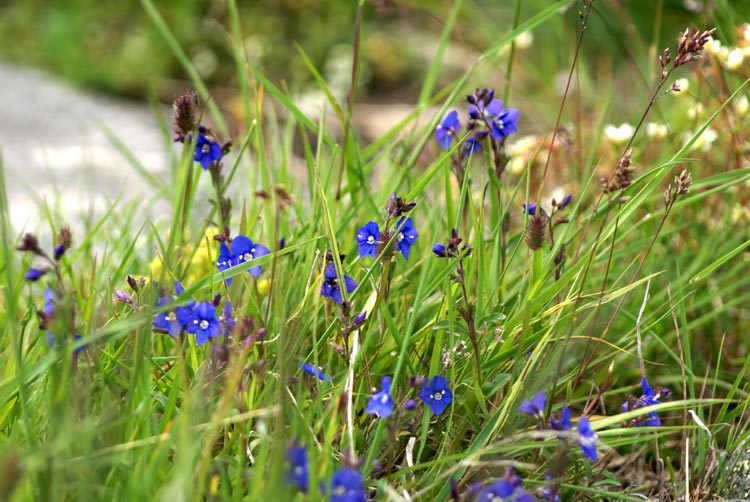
[431, 391, 443, 401]
[367, 235, 375, 244]
[200, 320, 209, 330]
[243, 252, 252, 261]
[201, 144, 211, 154]
[496, 119, 504, 130]
[398, 232, 404, 242]
[166, 312, 176, 322]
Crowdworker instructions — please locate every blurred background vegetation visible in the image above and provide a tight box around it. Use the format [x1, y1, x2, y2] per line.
[2, 0, 749, 105]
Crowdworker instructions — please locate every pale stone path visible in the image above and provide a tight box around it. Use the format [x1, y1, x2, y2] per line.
[0, 59, 169, 233]
[0, 59, 423, 237]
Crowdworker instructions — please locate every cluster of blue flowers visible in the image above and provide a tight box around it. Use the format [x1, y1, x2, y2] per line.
[517, 390, 598, 462]
[217, 234, 271, 285]
[355, 217, 419, 260]
[621, 377, 671, 427]
[19, 229, 85, 356]
[432, 228, 470, 259]
[365, 374, 453, 419]
[522, 194, 572, 217]
[152, 281, 234, 346]
[319, 194, 420, 307]
[476, 475, 536, 502]
[435, 88, 520, 156]
[285, 444, 365, 502]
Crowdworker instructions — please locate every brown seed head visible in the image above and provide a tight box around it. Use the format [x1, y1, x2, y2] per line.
[172, 90, 197, 137]
[602, 149, 635, 194]
[674, 28, 716, 68]
[674, 170, 693, 196]
[524, 214, 547, 251]
[16, 233, 43, 256]
[58, 226, 72, 250]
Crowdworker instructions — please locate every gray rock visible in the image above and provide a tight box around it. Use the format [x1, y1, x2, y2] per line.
[0, 59, 169, 233]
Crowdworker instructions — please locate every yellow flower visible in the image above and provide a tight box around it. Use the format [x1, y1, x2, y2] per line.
[149, 228, 219, 284]
[184, 228, 219, 284]
[257, 278, 271, 296]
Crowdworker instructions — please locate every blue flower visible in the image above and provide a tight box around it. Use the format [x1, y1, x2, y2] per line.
[42, 289, 84, 356]
[541, 473, 561, 502]
[217, 235, 271, 284]
[366, 376, 393, 419]
[522, 203, 537, 215]
[556, 194, 572, 209]
[467, 92, 520, 141]
[418, 376, 453, 415]
[43, 287, 55, 318]
[622, 377, 668, 427]
[217, 242, 234, 284]
[232, 235, 270, 277]
[154, 281, 194, 337]
[395, 217, 418, 260]
[432, 243, 447, 257]
[194, 133, 222, 170]
[114, 289, 134, 305]
[355, 222, 380, 258]
[183, 301, 222, 345]
[549, 406, 572, 438]
[353, 311, 367, 326]
[153, 295, 183, 337]
[330, 467, 365, 502]
[285, 444, 309, 493]
[489, 106, 520, 141]
[463, 130, 488, 157]
[517, 391, 546, 419]
[46, 331, 85, 356]
[221, 300, 235, 336]
[321, 263, 357, 304]
[477, 479, 535, 502]
[299, 362, 332, 382]
[468, 93, 501, 119]
[25, 267, 47, 282]
[435, 110, 461, 150]
[53, 243, 66, 261]
[578, 416, 598, 461]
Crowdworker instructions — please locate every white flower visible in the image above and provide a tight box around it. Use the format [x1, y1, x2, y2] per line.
[687, 103, 705, 120]
[506, 136, 541, 175]
[672, 77, 689, 95]
[604, 123, 634, 144]
[508, 156, 527, 175]
[724, 47, 745, 70]
[734, 95, 750, 116]
[515, 31, 534, 50]
[506, 135, 538, 157]
[741, 24, 750, 45]
[646, 122, 668, 139]
[685, 128, 718, 152]
[704, 36, 724, 57]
